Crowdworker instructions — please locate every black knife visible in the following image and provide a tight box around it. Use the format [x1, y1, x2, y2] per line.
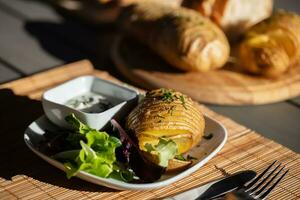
[196, 170, 256, 200]
[165, 170, 256, 200]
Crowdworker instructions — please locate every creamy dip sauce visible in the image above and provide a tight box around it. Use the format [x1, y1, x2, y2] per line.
[65, 92, 121, 113]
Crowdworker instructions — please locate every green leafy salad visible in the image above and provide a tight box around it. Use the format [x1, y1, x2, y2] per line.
[53, 114, 134, 182]
[43, 113, 199, 183]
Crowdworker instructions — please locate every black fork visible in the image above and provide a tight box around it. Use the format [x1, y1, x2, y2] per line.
[231, 161, 288, 200]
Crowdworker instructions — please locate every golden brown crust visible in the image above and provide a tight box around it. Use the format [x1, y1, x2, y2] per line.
[126, 89, 205, 154]
[237, 11, 300, 77]
[118, 2, 229, 72]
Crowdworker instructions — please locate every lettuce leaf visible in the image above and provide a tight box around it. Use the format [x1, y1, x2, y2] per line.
[111, 119, 165, 182]
[65, 114, 90, 135]
[55, 114, 133, 181]
[145, 138, 178, 167]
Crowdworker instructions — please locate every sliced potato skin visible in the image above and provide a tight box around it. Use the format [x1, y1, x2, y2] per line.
[166, 159, 192, 173]
[118, 2, 229, 72]
[126, 89, 205, 155]
[238, 11, 300, 77]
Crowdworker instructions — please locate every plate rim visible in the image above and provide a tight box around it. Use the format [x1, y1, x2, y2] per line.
[24, 115, 227, 190]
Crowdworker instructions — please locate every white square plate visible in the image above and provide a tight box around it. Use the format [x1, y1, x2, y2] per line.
[24, 115, 227, 190]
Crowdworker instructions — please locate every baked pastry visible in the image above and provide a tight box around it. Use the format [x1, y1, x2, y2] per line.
[237, 10, 300, 77]
[118, 2, 230, 72]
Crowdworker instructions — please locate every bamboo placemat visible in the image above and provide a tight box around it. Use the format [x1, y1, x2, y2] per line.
[0, 60, 299, 200]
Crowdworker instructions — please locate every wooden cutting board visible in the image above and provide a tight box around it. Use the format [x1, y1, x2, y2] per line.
[111, 36, 300, 105]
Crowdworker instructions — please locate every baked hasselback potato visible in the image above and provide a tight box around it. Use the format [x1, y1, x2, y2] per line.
[182, 0, 273, 39]
[126, 89, 205, 167]
[237, 10, 300, 77]
[118, 2, 230, 72]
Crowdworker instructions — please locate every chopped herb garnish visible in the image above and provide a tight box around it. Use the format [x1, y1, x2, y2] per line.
[161, 88, 175, 103]
[145, 143, 155, 152]
[187, 155, 197, 160]
[156, 114, 165, 119]
[168, 105, 176, 115]
[203, 133, 213, 140]
[160, 88, 188, 110]
[154, 114, 165, 123]
[175, 155, 186, 161]
[179, 95, 187, 110]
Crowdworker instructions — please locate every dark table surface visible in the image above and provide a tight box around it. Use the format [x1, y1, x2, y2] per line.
[0, 0, 299, 153]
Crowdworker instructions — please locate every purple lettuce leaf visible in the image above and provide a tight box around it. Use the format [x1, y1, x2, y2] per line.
[111, 119, 165, 183]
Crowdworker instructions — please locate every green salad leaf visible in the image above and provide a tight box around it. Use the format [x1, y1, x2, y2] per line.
[55, 114, 133, 181]
[145, 138, 178, 167]
[65, 114, 92, 135]
[174, 154, 186, 161]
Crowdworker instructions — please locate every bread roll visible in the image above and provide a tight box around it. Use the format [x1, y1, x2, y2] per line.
[118, 2, 230, 72]
[238, 10, 300, 77]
